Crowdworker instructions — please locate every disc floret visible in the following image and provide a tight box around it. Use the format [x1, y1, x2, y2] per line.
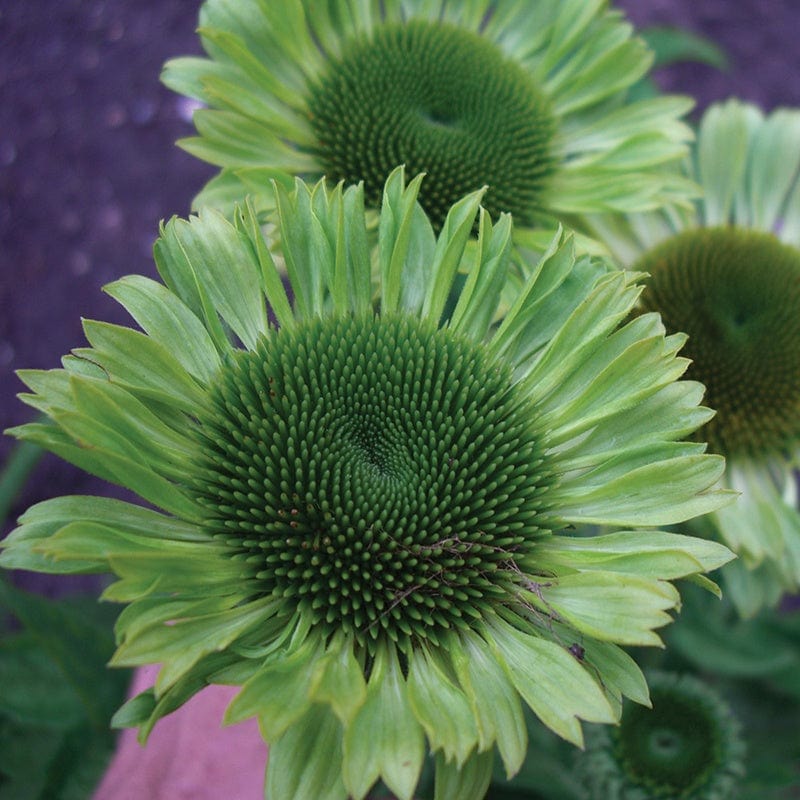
[308, 20, 556, 230]
[194, 313, 549, 648]
[635, 226, 800, 460]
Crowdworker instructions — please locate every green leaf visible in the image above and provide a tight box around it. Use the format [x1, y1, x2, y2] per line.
[0, 580, 128, 729]
[0, 634, 87, 728]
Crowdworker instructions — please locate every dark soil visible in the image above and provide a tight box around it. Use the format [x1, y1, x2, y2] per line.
[2, 1, 799, 595]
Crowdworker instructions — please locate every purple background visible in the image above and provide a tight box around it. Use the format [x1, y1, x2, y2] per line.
[2, 1, 800, 594]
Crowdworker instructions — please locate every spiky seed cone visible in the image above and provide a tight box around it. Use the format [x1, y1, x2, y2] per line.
[308, 20, 556, 230]
[194, 314, 549, 649]
[635, 226, 800, 459]
[578, 671, 745, 800]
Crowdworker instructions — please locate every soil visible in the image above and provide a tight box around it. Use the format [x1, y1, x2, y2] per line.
[2, 1, 799, 595]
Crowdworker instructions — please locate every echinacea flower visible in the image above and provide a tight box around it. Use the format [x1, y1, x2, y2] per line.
[587, 98, 800, 617]
[162, 0, 696, 229]
[577, 671, 745, 800]
[1, 171, 732, 800]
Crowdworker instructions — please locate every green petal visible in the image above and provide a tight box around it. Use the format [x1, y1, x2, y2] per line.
[530, 529, 734, 580]
[407, 647, 479, 767]
[77, 320, 208, 413]
[421, 185, 487, 321]
[152, 210, 269, 350]
[448, 209, 513, 340]
[535, 572, 678, 645]
[433, 748, 494, 800]
[485, 617, 617, 747]
[447, 632, 527, 777]
[378, 167, 430, 314]
[103, 275, 222, 383]
[110, 597, 278, 693]
[266, 705, 348, 800]
[225, 635, 325, 740]
[697, 99, 755, 225]
[310, 632, 367, 727]
[551, 453, 729, 527]
[342, 645, 425, 800]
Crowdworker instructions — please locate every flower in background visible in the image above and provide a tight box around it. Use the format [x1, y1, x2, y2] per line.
[162, 0, 696, 229]
[1, 172, 732, 800]
[577, 671, 745, 800]
[588, 98, 800, 617]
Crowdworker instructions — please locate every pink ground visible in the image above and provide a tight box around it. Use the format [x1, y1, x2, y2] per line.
[93, 666, 268, 800]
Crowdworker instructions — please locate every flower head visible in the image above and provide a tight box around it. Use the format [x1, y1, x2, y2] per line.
[163, 0, 696, 228]
[2, 172, 731, 800]
[588, 98, 800, 617]
[578, 671, 745, 800]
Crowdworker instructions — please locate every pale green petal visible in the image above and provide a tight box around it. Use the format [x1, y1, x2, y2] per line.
[433, 748, 493, 800]
[309, 632, 367, 726]
[743, 108, 800, 230]
[266, 705, 348, 800]
[343, 645, 425, 800]
[103, 275, 222, 383]
[552, 453, 728, 527]
[78, 320, 208, 413]
[407, 648, 479, 767]
[110, 597, 278, 693]
[165, 0, 694, 220]
[448, 210, 513, 340]
[534, 572, 678, 645]
[153, 209, 269, 349]
[486, 616, 617, 746]
[530, 529, 734, 580]
[225, 636, 325, 739]
[697, 99, 757, 225]
[447, 632, 527, 777]
[378, 167, 431, 314]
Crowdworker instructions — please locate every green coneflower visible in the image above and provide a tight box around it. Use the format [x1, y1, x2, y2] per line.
[1, 172, 732, 800]
[578, 671, 745, 800]
[587, 98, 800, 617]
[162, 0, 696, 229]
